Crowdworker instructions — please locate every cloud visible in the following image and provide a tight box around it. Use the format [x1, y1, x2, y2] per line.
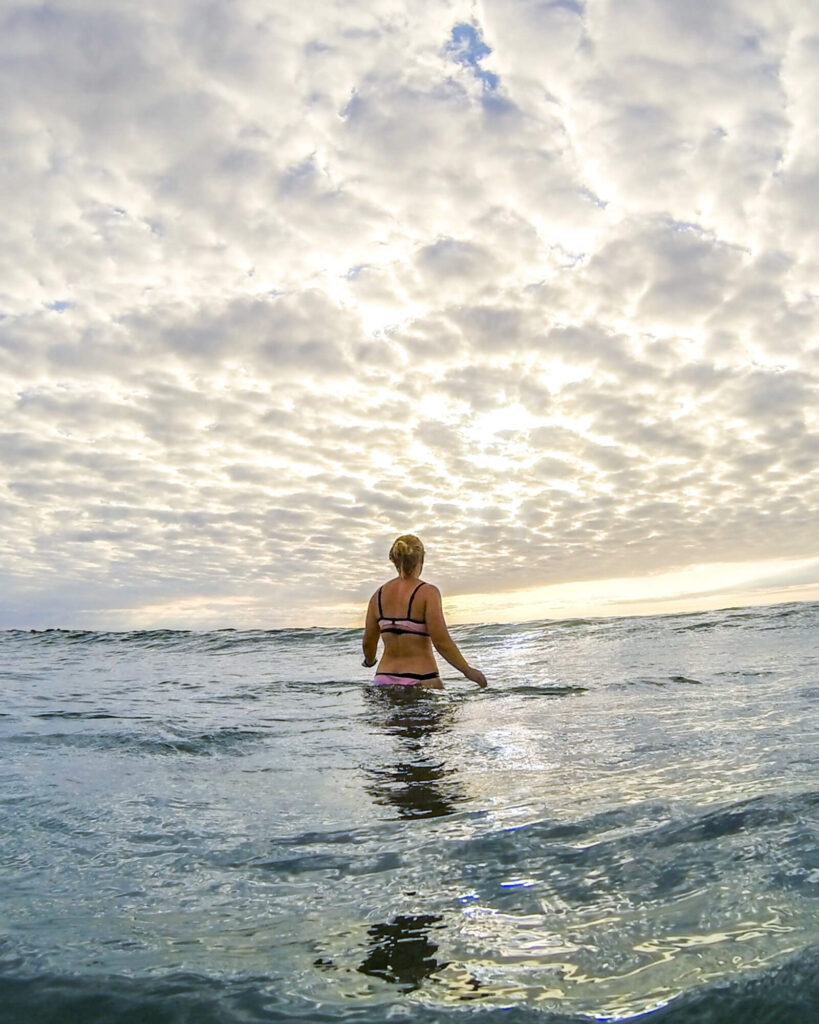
[0, 0, 818, 627]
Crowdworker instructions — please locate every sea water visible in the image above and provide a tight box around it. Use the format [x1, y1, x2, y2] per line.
[1, 601, 817, 1023]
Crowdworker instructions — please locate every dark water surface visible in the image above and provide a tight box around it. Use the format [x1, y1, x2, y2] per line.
[1, 602, 817, 1022]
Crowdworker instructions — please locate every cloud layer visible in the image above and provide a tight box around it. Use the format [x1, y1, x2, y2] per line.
[1, 0, 817, 626]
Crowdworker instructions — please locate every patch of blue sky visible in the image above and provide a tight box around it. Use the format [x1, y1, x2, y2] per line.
[48, 301, 71, 312]
[552, 0, 585, 14]
[666, 217, 710, 235]
[446, 22, 500, 93]
[578, 187, 608, 209]
[278, 155, 317, 195]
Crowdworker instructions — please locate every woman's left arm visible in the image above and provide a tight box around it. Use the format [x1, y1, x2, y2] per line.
[362, 595, 380, 667]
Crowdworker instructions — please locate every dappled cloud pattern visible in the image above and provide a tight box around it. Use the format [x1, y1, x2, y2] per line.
[1, 0, 818, 626]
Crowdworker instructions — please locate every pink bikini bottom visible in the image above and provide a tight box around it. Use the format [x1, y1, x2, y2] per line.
[373, 671, 440, 687]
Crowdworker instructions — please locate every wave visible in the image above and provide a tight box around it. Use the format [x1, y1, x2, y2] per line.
[185, 789, 818, 905]
[655, 789, 819, 847]
[427, 789, 819, 915]
[488, 683, 588, 698]
[1, 943, 818, 1023]
[2, 599, 816, 656]
[624, 674, 703, 688]
[3, 725, 272, 757]
[0, 626, 362, 652]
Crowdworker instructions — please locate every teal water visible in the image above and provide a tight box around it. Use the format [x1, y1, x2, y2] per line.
[1, 602, 817, 1022]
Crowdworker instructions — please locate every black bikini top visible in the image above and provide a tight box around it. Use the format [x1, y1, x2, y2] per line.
[377, 582, 429, 636]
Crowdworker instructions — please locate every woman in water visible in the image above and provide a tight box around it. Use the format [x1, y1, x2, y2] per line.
[362, 534, 487, 690]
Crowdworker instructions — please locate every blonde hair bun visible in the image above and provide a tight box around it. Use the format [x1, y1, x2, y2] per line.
[389, 534, 424, 576]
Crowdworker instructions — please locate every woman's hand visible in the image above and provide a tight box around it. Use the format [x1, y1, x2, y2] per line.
[465, 666, 487, 688]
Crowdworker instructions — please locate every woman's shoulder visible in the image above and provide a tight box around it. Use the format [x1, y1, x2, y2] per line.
[371, 578, 398, 602]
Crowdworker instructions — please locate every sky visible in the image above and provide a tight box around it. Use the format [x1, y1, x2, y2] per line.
[1, 0, 818, 629]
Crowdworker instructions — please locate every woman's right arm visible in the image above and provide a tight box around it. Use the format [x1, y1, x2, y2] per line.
[425, 585, 487, 687]
[362, 595, 380, 667]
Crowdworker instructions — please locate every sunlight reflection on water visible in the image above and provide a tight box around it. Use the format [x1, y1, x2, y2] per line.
[0, 604, 817, 1021]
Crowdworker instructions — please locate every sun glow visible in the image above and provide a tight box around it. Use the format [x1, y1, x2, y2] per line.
[442, 557, 819, 626]
[465, 403, 543, 448]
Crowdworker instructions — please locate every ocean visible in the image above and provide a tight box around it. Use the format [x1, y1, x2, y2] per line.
[1, 601, 817, 1023]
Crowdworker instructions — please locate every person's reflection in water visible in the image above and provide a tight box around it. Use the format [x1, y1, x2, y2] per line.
[357, 913, 448, 991]
[362, 687, 465, 819]
[348, 692, 484, 999]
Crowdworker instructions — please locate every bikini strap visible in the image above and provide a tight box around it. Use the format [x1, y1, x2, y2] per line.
[406, 581, 425, 619]
[377, 587, 384, 618]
